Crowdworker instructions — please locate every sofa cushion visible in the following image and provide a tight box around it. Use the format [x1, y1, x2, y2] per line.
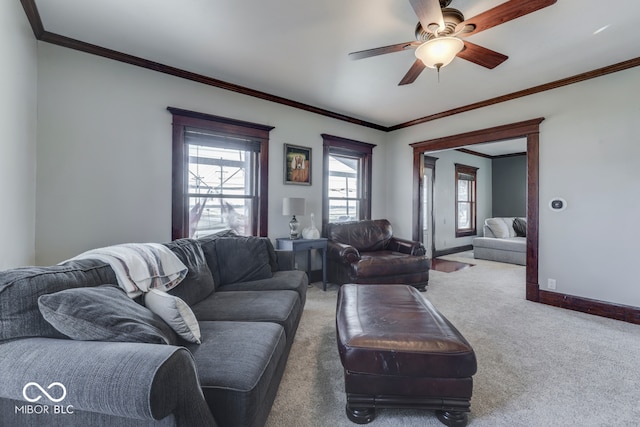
[201, 237, 273, 286]
[0, 259, 117, 341]
[164, 238, 215, 306]
[352, 251, 432, 278]
[485, 218, 511, 238]
[190, 290, 300, 340]
[144, 289, 201, 344]
[473, 236, 526, 252]
[216, 270, 308, 305]
[38, 285, 177, 344]
[186, 321, 286, 427]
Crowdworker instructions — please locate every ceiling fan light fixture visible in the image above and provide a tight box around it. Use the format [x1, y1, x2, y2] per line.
[414, 36, 464, 70]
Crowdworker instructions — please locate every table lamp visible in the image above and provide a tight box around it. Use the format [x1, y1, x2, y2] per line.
[282, 197, 305, 239]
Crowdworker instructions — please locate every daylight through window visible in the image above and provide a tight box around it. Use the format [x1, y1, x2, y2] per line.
[169, 107, 272, 240]
[322, 134, 375, 228]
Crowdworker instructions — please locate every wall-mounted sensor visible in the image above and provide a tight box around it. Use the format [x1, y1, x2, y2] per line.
[549, 198, 567, 211]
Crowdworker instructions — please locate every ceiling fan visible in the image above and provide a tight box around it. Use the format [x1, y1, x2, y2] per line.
[349, 0, 557, 85]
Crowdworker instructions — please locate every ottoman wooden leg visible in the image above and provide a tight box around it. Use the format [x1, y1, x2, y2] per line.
[345, 404, 376, 424]
[436, 410, 469, 427]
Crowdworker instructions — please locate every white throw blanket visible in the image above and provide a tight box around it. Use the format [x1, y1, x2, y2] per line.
[68, 243, 188, 298]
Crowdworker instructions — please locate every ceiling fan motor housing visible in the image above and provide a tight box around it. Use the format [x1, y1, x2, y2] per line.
[415, 8, 465, 41]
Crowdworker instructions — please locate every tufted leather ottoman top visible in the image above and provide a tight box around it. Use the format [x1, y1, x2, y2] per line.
[336, 284, 477, 378]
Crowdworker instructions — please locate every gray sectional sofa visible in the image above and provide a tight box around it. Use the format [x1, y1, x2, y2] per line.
[0, 232, 307, 427]
[472, 217, 527, 265]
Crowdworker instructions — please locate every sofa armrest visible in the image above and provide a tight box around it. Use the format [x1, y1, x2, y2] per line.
[0, 338, 215, 425]
[327, 241, 361, 263]
[388, 237, 427, 256]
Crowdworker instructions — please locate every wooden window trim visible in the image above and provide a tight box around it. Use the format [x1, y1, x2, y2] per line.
[321, 134, 375, 230]
[455, 164, 478, 237]
[168, 107, 273, 239]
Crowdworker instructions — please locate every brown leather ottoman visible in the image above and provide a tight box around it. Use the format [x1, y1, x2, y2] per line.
[336, 284, 477, 426]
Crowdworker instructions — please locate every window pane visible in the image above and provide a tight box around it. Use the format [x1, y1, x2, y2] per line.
[189, 197, 252, 238]
[328, 199, 359, 223]
[187, 144, 254, 237]
[458, 202, 470, 229]
[457, 179, 470, 202]
[328, 155, 358, 196]
[328, 154, 360, 222]
[188, 145, 252, 196]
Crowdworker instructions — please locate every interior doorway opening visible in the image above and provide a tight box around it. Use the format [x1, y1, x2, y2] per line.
[421, 156, 437, 259]
[411, 118, 544, 302]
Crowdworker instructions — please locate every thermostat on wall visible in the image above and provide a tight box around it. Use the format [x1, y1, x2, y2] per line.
[549, 198, 567, 211]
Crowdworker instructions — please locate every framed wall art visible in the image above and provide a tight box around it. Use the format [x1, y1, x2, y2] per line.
[284, 144, 311, 185]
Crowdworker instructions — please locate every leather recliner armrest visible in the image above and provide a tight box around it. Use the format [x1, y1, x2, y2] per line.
[327, 241, 361, 263]
[389, 237, 427, 256]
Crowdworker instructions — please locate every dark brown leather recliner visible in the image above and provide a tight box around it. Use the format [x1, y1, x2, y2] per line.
[325, 219, 430, 291]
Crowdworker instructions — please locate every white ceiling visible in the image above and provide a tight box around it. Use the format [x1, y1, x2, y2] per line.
[34, 0, 640, 128]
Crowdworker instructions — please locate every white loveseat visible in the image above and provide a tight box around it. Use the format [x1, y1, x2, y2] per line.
[473, 217, 526, 265]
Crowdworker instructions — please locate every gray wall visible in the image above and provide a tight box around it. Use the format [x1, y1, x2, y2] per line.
[492, 155, 527, 217]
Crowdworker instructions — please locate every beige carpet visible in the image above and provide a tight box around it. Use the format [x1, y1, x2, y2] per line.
[266, 254, 640, 426]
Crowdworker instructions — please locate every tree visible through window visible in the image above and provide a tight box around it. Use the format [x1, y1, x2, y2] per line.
[322, 134, 375, 228]
[168, 107, 272, 239]
[455, 164, 478, 237]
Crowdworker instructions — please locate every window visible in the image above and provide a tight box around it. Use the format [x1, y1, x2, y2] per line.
[168, 107, 273, 239]
[455, 164, 478, 237]
[322, 134, 375, 228]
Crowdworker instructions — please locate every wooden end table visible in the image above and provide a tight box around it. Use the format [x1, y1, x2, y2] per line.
[276, 238, 328, 291]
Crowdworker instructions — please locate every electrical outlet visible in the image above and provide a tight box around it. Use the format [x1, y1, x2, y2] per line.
[547, 278, 556, 290]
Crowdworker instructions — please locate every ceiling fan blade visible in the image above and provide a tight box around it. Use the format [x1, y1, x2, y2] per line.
[399, 59, 426, 86]
[456, 0, 557, 36]
[349, 41, 421, 60]
[409, 0, 445, 33]
[457, 41, 508, 69]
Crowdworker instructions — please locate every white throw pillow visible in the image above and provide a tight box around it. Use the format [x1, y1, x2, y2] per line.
[144, 289, 201, 344]
[485, 218, 510, 239]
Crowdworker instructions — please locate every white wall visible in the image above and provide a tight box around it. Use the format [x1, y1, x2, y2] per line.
[387, 67, 640, 308]
[30, 31, 640, 308]
[35, 43, 387, 265]
[429, 150, 492, 251]
[0, 1, 37, 269]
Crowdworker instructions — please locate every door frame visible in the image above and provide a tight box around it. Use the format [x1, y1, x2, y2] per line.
[411, 118, 544, 302]
[421, 156, 437, 258]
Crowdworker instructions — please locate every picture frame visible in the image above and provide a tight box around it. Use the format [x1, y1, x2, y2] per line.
[284, 144, 312, 185]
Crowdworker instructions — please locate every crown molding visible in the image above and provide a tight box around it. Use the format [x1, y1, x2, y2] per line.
[20, 0, 640, 133]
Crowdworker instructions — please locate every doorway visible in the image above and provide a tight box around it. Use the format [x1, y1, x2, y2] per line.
[411, 118, 544, 302]
[421, 156, 437, 258]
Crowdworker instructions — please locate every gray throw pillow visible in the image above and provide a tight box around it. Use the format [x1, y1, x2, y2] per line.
[513, 218, 527, 237]
[164, 238, 216, 306]
[38, 285, 177, 344]
[213, 237, 273, 285]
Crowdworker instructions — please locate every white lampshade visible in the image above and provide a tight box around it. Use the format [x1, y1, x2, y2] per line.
[282, 197, 306, 216]
[414, 37, 464, 70]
